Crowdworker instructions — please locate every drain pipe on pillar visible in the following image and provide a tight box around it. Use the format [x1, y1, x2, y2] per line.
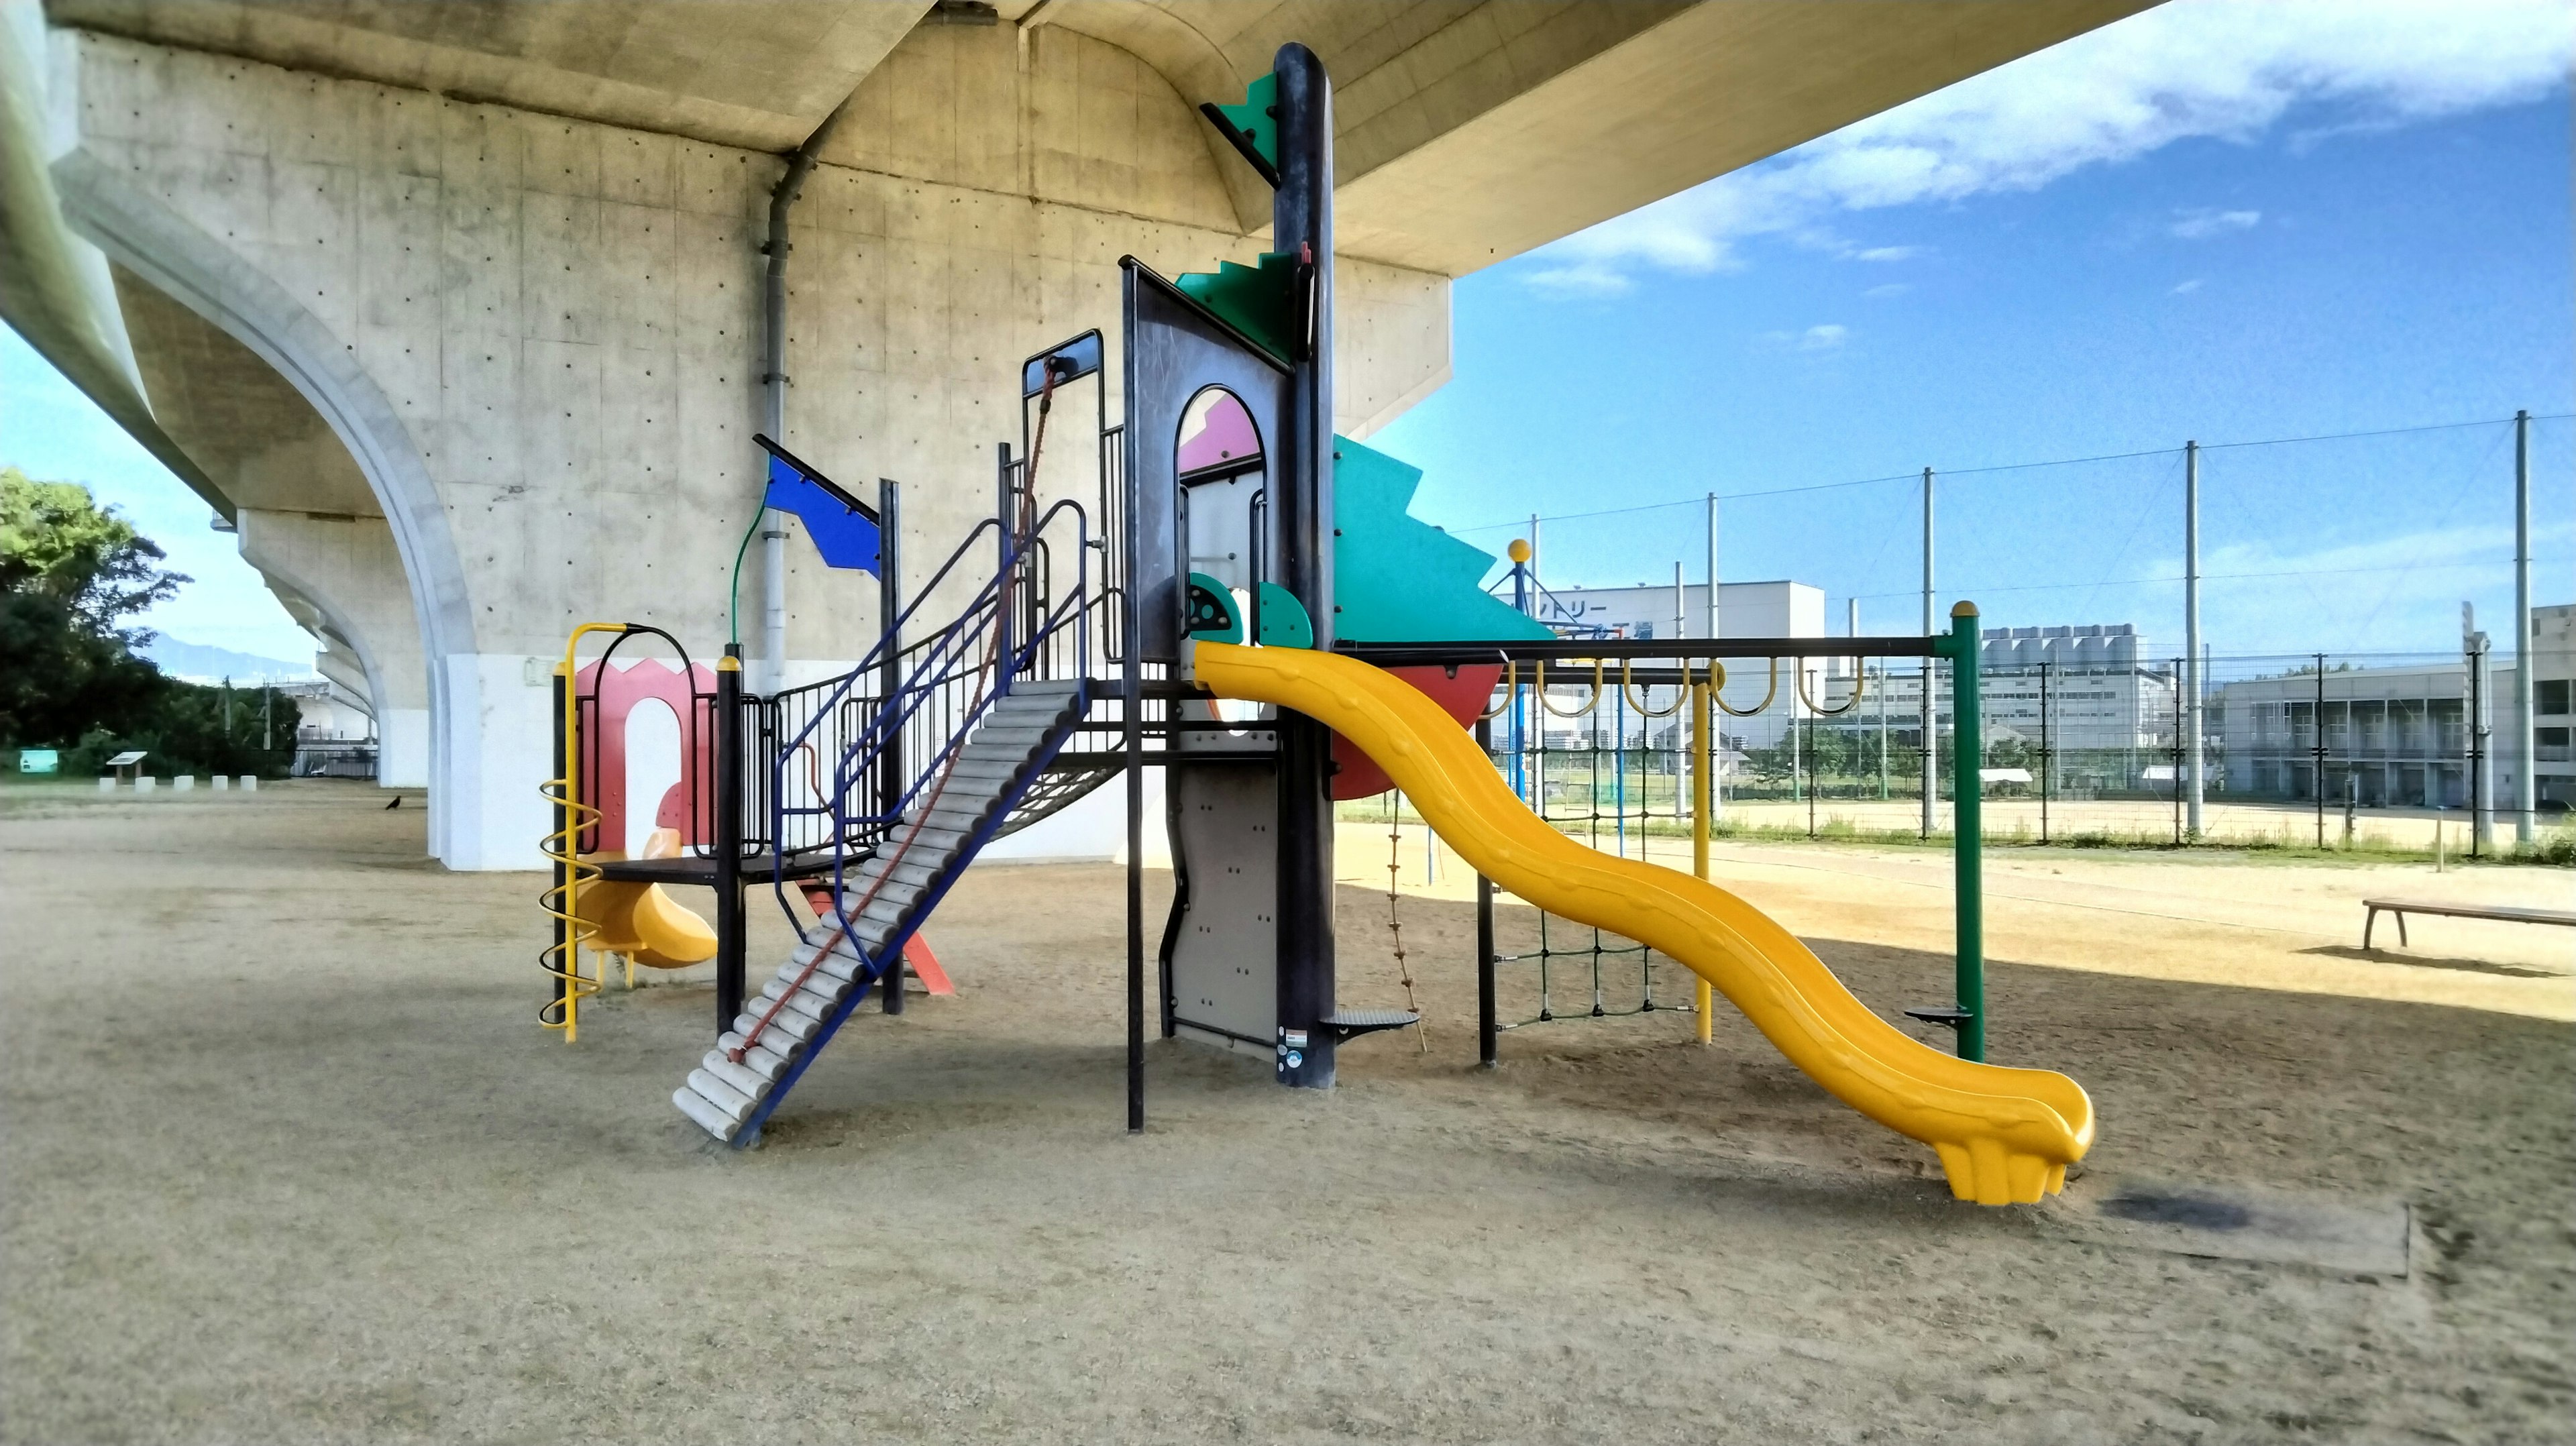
[759, 96, 857, 693]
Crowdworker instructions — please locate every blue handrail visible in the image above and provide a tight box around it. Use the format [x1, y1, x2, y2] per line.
[763, 497, 1093, 970]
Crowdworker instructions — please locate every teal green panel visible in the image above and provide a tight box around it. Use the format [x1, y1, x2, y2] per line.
[1256, 581, 1314, 649]
[1211, 71, 1281, 172]
[1186, 571, 1242, 643]
[1332, 435, 1552, 644]
[1176, 252, 1293, 362]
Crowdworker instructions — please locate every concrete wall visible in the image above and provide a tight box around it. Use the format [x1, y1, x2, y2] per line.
[50, 24, 1448, 868]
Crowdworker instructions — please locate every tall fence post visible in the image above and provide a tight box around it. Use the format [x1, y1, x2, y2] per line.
[2038, 659, 2052, 845]
[1948, 602, 1986, 1063]
[2315, 654, 2330, 850]
[2512, 408, 2535, 845]
[2185, 439, 2204, 838]
[1920, 467, 1936, 839]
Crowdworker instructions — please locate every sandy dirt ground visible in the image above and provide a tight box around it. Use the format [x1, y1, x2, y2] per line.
[5, 781, 2571, 1444]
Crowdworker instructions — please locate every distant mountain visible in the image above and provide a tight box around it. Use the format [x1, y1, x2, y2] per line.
[140, 635, 319, 685]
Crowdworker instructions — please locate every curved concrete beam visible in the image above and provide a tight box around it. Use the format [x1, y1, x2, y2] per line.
[50, 149, 472, 824]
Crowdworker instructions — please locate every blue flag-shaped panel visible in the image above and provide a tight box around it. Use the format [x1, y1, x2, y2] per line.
[761, 449, 880, 574]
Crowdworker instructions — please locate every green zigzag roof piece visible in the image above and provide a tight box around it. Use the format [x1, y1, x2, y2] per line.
[1209, 70, 1281, 174]
[1176, 253, 1294, 362]
[1333, 435, 1552, 645]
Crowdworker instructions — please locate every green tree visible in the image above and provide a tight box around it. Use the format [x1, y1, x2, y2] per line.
[1, 467, 185, 750]
[3, 470, 294, 778]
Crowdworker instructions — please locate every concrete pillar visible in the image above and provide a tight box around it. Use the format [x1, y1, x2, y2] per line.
[239, 510, 430, 785]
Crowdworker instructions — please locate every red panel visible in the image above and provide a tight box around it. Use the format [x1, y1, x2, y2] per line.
[575, 657, 718, 852]
[1330, 663, 1502, 799]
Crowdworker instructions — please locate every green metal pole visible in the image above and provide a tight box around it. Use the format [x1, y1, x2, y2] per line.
[1948, 602, 1986, 1062]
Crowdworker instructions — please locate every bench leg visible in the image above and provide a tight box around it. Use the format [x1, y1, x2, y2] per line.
[2396, 911, 2408, 948]
[2365, 908, 2376, 950]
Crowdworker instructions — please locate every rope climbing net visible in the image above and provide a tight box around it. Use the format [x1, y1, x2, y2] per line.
[1489, 667, 1699, 1030]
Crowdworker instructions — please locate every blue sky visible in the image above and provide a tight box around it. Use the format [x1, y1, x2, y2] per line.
[1378, 0, 2575, 660]
[3, 0, 2571, 665]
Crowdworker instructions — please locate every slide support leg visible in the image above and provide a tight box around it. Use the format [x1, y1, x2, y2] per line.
[1947, 605, 1986, 1063]
[1476, 715, 1497, 1067]
[1691, 675, 1714, 1045]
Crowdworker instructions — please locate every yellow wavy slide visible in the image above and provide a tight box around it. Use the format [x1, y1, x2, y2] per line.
[1189, 641, 2095, 1205]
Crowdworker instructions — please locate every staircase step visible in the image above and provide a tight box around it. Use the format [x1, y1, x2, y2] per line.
[763, 960, 847, 993]
[888, 823, 972, 854]
[843, 856, 940, 891]
[674, 1086, 743, 1141]
[687, 1068, 758, 1121]
[1323, 1008, 1421, 1041]
[904, 801, 996, 832]
[760, 979, 843, 1023]
[735, 1007, 822, 1046]
[717, 1032, 797, 1079]
[700, 1051, 775, 1101]
[806, 915, 902, 958]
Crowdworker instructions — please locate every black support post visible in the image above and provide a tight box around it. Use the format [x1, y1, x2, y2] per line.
[880, 478, 907, 1015]
[1476, 714, 1497, 1068]
[714, 647, 747, 1036]
[551, 664, 571, 1023]
[1124, 449, 1146, 1132]
[1269, 42, 1338, 1091]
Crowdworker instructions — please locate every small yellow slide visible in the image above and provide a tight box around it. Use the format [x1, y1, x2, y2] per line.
[576, 827, 718, 968]
[1189, 641, 2095, 1205]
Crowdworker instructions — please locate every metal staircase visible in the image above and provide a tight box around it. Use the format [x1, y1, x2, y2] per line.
[673, 679, 1085, 1144]
[671, 414, 1106, 1145]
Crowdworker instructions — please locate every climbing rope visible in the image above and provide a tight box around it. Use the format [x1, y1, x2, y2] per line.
[1384, 791, 1428, 1052]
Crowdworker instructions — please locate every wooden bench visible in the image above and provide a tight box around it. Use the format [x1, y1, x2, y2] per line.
[2363, 899, 2576, 950]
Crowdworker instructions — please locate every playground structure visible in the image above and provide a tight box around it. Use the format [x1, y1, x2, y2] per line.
[543, 45, 2094, 1205]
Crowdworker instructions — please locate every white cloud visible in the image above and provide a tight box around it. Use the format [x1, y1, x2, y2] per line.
[1527, 0, 2573, 293]
[2169, 207, 2261, 238]
[2169, 278, 2205, 294]
[1853, 245, 1924, 262]
[1864, 282, 1911, 298]
[1522, 262, 1631, 298]
[1762, 324, 1851, 351]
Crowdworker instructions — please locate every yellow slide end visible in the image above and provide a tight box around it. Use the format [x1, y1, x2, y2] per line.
[575, 829, 718, 968]
[1189, 641, 2095, 1205]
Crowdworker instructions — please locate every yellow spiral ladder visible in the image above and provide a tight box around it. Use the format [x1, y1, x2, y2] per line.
[538, 624, 631, 1042]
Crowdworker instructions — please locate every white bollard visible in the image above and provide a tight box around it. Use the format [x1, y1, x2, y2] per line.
[212, 775, 230, 791]
[174, 775, 195, 791]
[136, 777, 156, 793]
[239, 775, 258, 791]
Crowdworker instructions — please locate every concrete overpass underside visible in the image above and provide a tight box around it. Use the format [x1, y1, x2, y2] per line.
[1, 0, 2149, 867]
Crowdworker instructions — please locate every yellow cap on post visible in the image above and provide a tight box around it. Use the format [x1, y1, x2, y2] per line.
[1507, 539, 1532, 564]
[1951, 600, 1979, 618]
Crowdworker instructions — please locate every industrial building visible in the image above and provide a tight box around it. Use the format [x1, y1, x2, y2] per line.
[2216, 604, 2574, 816]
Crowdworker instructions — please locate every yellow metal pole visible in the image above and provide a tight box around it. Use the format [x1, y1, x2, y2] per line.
[546, 622, 629, 1043]
[1691, 669, 1714, 1044]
